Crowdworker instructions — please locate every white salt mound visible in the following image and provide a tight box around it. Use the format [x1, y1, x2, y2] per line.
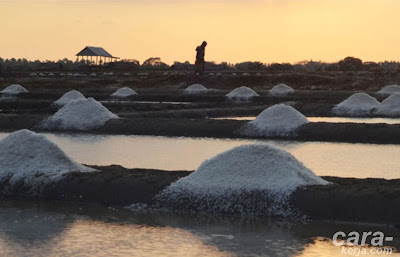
[269, 84, 294, 96]
[53, 90, 86, 107]
[374, 93, 400, 116]
[165, 144, 328, 195]
[184, 84, 208, 94]
[40, 98, 119, 131]
[111, 87, 138, 98]
[226, 86, 259, 101]
[158, 144, 328, 215]
[242, 104, 309, 137]
[0, 129, 94, 187]
[1, 84, 28, 95]
[377, 85, 400, 96]
[332, 93, 380, 116]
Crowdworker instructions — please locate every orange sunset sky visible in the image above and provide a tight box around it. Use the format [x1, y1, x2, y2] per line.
[0, 0, 399, 64]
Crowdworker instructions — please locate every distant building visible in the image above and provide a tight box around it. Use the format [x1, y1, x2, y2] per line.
[76, 46, 119, 65]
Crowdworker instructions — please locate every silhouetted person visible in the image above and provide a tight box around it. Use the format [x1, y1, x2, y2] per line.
[195, 41, 207, 75]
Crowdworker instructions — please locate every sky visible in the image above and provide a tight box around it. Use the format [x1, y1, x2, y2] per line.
[0, 0, 399, 64]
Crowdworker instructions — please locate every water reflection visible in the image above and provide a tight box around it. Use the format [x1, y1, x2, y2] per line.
[0, 201, 398, 257]
[212, 116, 400, 124]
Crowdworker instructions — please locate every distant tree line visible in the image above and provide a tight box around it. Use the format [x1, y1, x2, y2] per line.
[0, 56, 398, 73]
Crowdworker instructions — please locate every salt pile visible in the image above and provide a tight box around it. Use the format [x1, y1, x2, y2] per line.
[53, 90, 86, 107]
[332, 93, 380, 116]
[111, 87, 138, 98]
[156, 144, 328, 216]
[377, 85, 400, 96]
[241, 104, 309, 137]
[226, 86, 259, 101]
[184, 84, 208, 94]
[0, 129, 94, 188]
[374, 93, 400, 116]
[39, 98, 119, 131]
[1, 84, 28, 95]
[269, 84, 294, 96]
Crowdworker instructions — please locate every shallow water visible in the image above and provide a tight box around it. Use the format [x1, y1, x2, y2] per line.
[0, 133, 399, 179]
[212, 116, 400, 124]
[101, 100, 192, 105]
[0, 201, 398, 257]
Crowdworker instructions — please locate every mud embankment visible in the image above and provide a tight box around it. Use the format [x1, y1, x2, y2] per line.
[291, 177, 400, 224]
[1, 166, 399, 224]
[100, 119, 400, 144]
[0, 114, 400, 144]
[0, 166, 189, 206]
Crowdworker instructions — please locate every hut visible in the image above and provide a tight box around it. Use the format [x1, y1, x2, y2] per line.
[76, 46, 119, 65]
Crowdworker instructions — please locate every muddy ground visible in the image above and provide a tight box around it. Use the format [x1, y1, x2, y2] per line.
[1, 165, 399, 224]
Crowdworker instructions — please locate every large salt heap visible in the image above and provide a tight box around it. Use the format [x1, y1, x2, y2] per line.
[39, 98, 119, 131]
[377, 85, 400, 96]
[269, 84, 294, 96]
[111, 87, 138, 98]
[184, 84, 208, 94]
[0, 130, 94, 188]
[157, 144, 328, 216]
[226, 86, 259, 101]
[374, 93, 400, 117]
[53, 90, 86, 107]
[241, 104, 309, 137]
[1, 84, 28, 95]
[332, 93, 380, 116]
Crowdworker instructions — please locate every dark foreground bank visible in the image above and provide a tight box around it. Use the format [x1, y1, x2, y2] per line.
[1, 165, 399, 225]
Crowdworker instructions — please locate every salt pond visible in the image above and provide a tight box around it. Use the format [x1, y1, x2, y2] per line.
[0, 201, 398, 257]
[0, 133, 398, 179]
[212, 116, 400, 124]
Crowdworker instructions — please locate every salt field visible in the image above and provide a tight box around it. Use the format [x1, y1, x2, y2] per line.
[2, 0, 400, 255]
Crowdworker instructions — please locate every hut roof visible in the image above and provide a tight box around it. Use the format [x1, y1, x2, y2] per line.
[76, 46, 114, 57]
